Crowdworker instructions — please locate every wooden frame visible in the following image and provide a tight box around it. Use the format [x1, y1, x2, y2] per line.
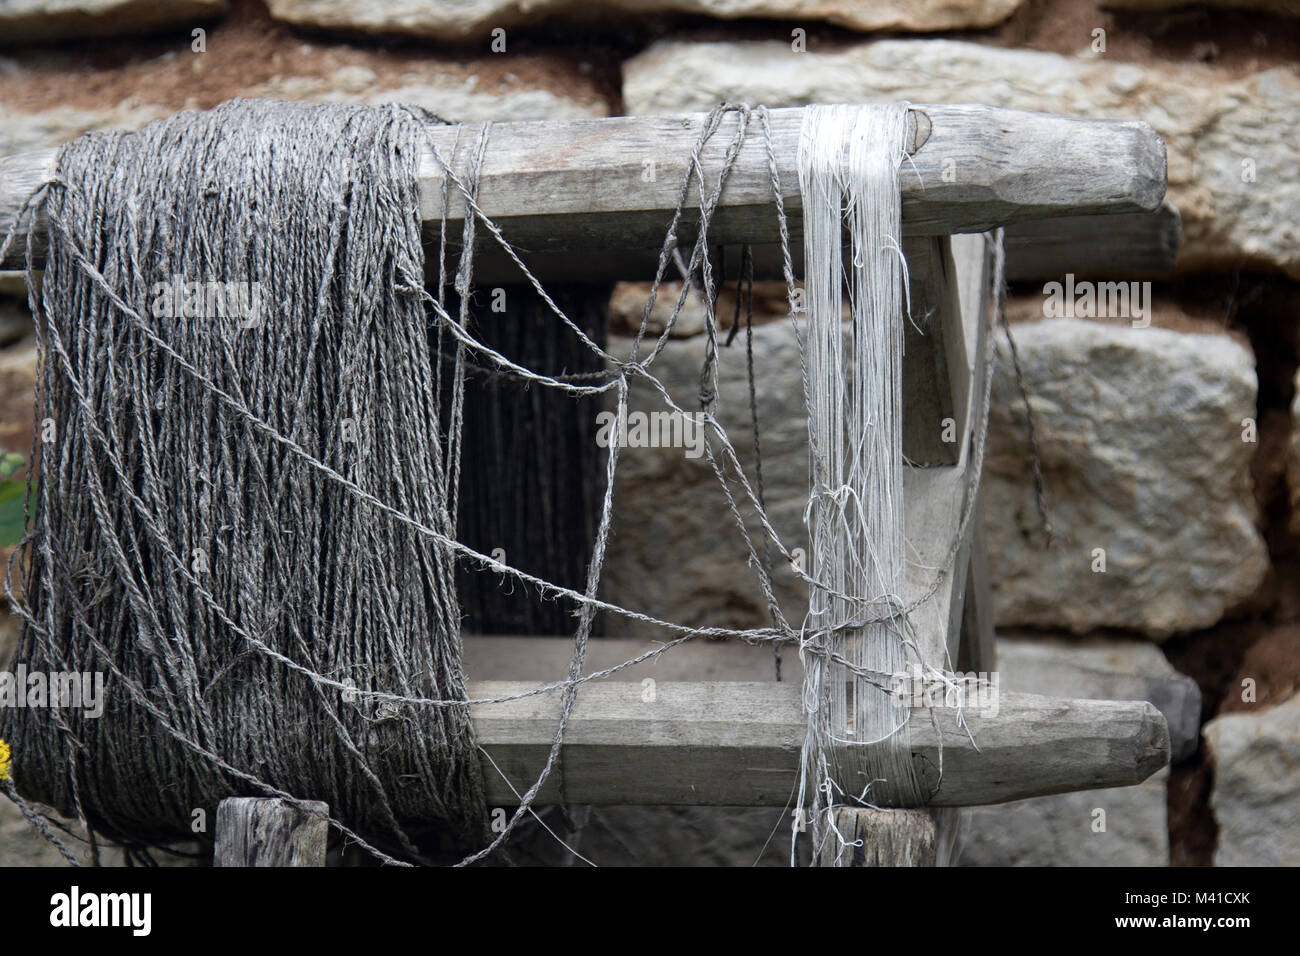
[0, 103, 1175, 866]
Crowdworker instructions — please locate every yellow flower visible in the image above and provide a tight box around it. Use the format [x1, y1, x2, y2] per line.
[0, 738, 11, 781]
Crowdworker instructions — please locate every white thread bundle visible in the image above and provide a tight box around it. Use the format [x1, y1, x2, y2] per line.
[796, 103, 924, 864]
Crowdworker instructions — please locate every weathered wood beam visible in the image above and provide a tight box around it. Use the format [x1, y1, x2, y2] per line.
[1002, 199, 1181, 281]
[469, 680, 1169, 809]
[414, 104, 1165, 247]
[214, 796, 329, 867]
[525, 200, 1176, 283]
[0, 104, 1166, 271]
[995, 636, 1202, 764]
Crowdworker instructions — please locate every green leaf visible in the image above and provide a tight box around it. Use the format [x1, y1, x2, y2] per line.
[0, 480, 29, 547]
[0, 453, 25, 479]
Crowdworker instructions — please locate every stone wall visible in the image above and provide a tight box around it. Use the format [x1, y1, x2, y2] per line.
[1, 0, 1297, 867]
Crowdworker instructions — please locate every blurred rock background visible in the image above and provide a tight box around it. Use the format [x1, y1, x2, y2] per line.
[0, 0, 1297, 867]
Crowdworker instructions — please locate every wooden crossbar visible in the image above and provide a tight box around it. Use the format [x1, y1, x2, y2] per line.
[0, 104, 1167, 274]
[468, 679, 1169, 808]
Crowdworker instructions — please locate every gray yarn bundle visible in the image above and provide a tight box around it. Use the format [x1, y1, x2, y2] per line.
[2, 98, 490, 861]
[453, 283, 610, 638]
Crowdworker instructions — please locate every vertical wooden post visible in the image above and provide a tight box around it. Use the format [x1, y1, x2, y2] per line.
[817, 808, 943, 867]
[821, 233, 994, 868]
[902, 235, 969, 466]
[214, 797, 330, 867]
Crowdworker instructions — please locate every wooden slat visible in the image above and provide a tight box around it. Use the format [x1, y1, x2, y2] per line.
[952, 232, 994, 421]
[0, 104, 1166, 272]
[956, 493, 997, 675]
[899, 233, 991, 666]
[469, 680, 1169, 808]
[949, 231, 997, 677]
[995, 637, 1202, 764]
[1003, 199, 1181, 281]
[555, 199, 1175, 284]
[415, 104, 1163, 243]
[902, 235, 966, 466]
[903, 465, 970, 668]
